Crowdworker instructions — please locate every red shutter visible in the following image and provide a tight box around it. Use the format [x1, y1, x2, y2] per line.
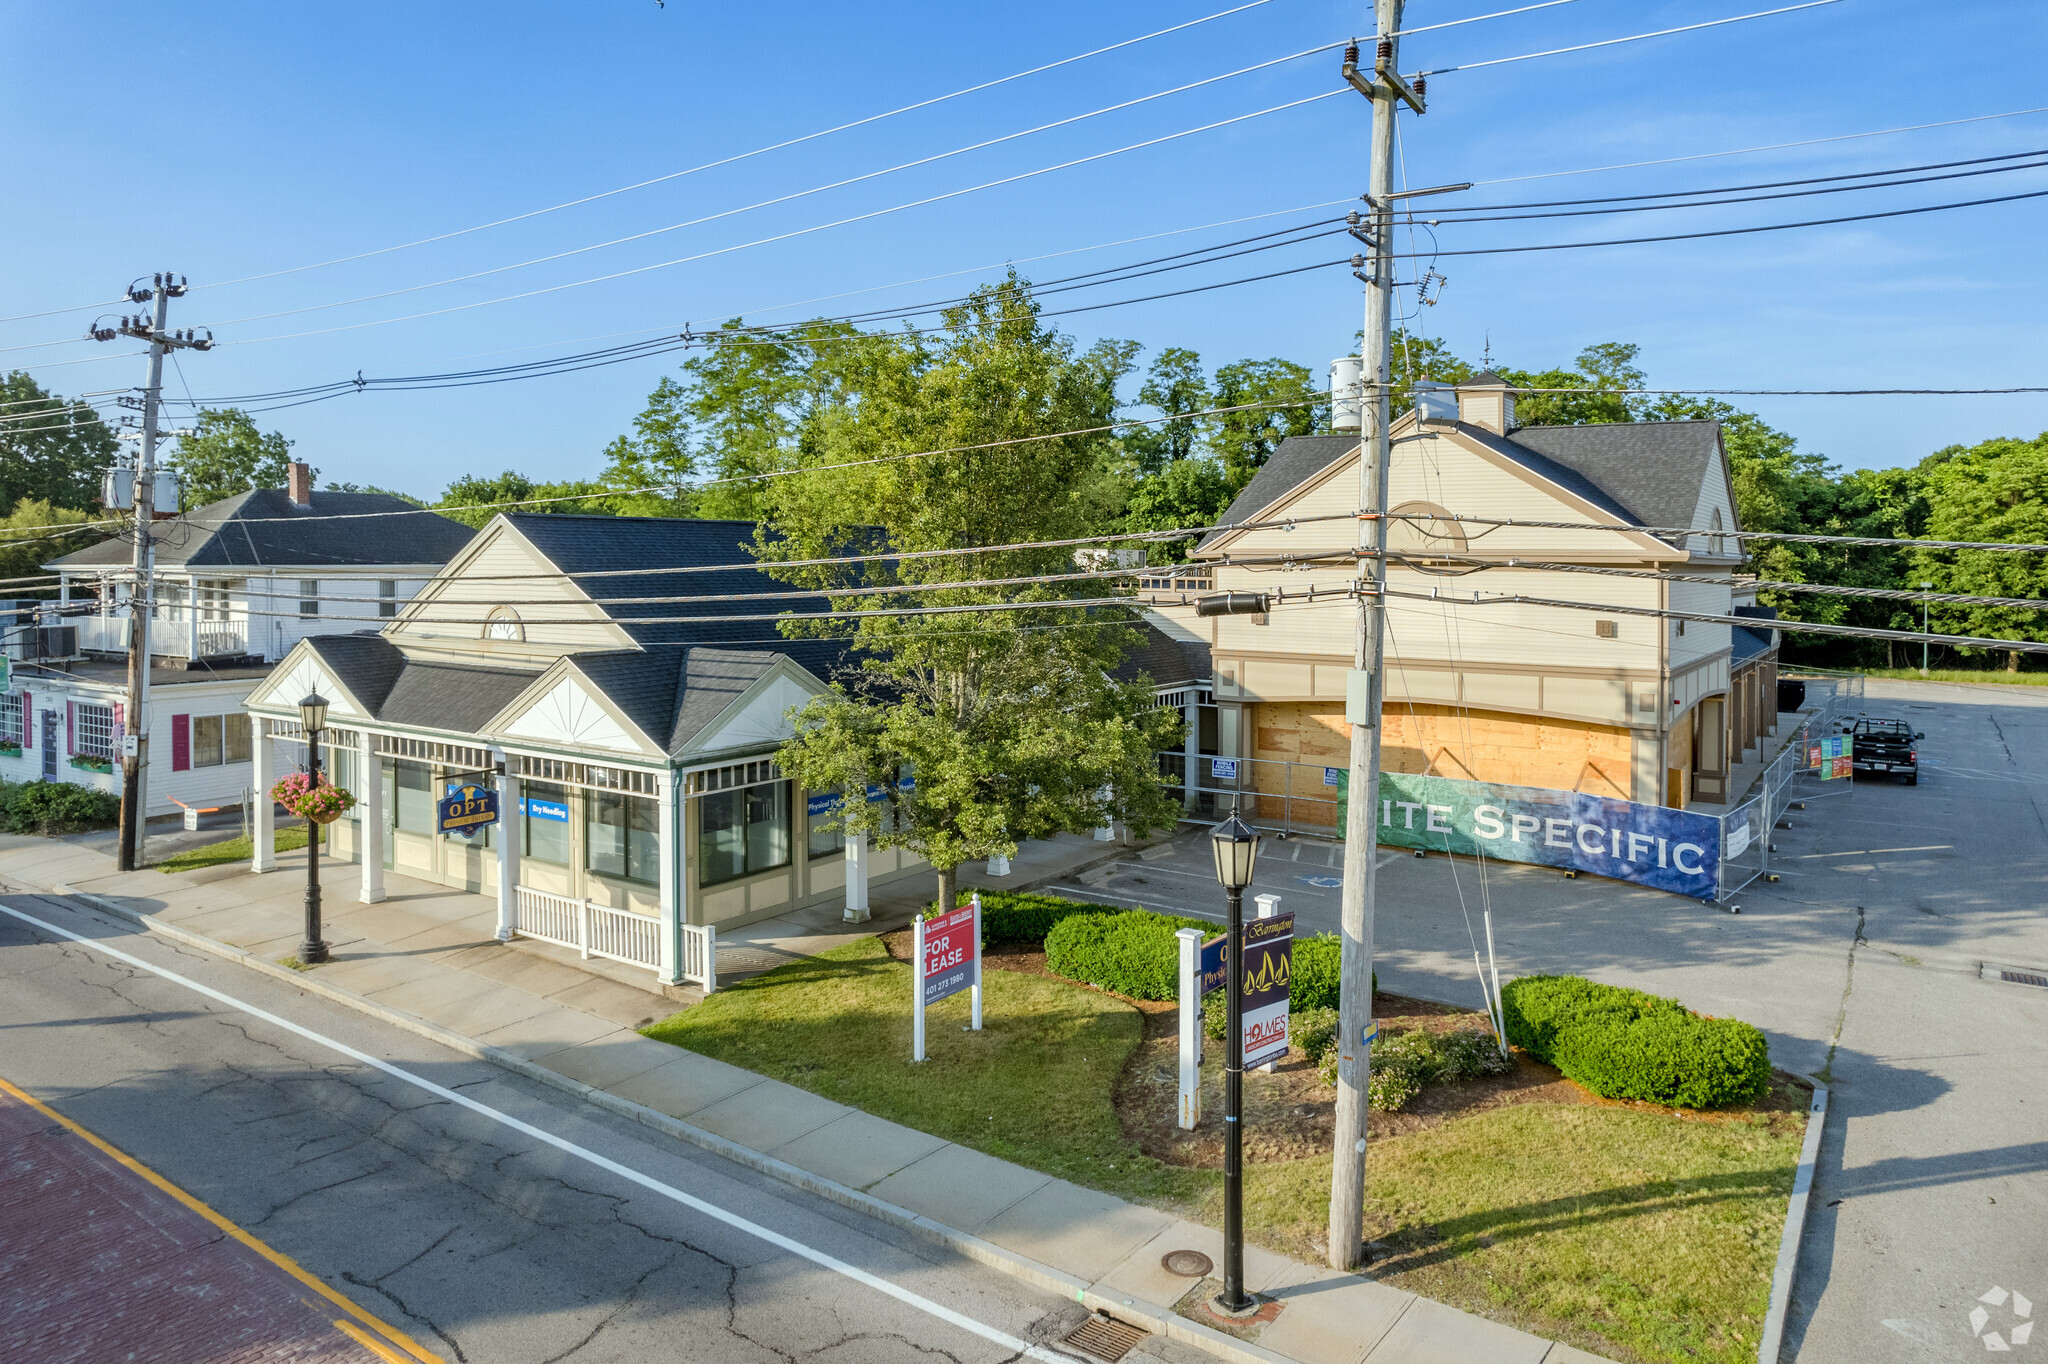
[111, 702, 123, 737]
[171, 714, 190, 771]
[66, 701, 75, 755]
[20, 692, 29, 748]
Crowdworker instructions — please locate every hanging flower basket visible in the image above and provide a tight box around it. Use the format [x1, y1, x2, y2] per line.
[271, 772, 355, 825]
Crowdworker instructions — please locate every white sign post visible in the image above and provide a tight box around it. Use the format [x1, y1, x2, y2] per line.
[913, 892, 982, 1062]
[1176, 927, 1204, 1129]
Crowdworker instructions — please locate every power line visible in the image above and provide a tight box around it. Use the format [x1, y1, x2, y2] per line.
[1420, 512, 2048, 553]
[1384, 0, 1582, 38]
[1417, 0, 1846, 76]
[1477, 106, 2048, 186]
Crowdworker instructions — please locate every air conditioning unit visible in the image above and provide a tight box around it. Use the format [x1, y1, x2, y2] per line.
[37, 625, 80, 662]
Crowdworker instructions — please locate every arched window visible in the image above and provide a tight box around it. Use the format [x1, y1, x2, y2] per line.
[483, 606, 524, 642]
[1386, 501, 1469, 567]
[1709, 508, 1725, 558]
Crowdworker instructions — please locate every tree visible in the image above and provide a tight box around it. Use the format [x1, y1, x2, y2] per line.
[168, 408, 304, 510]
[0, 499, 99, 590]
[435, 471, 611, 528]
[596, 376, 698, 517]
[761, 279, 1183, 911]
[1388, 330, 1474, 405]
[325, 481, 423, 504]
[1124, 347, 1211, 473]
[1122, 457, 1234, 561]
[1500, 341, 1646, 427]
[1209, 357, 1325, 492]
[1910, 433, 2048, 670]
[0, 371, 118, 512]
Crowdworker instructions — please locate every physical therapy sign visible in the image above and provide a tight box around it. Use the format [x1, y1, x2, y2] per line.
[1340, 771, 1721, 899]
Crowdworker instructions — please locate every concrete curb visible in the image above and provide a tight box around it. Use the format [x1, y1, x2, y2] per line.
[1757, 1072, 1829, 1364]
[34, 879, 1304, 1364]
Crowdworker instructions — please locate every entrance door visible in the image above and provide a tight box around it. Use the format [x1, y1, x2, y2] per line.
[39, 713, 56, 779]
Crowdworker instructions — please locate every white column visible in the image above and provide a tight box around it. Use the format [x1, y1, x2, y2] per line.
[251, 723, 275, 872]
[359, 736, 385, 903]
[495, 757, 519, 941]
[186, 608, 198, 661]
[843, 833, 870, 923]
[1093, 784, 1116, 841]
[1177, 927, 1204, 1129]
[656, 773, 680, 981]
[1183, 700, 1201, 816]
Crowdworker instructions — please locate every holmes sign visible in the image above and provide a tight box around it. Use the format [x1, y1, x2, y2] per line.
[1340, 771, 1721, 899]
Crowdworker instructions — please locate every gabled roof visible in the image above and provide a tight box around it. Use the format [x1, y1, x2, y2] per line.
[1115, 616, 1213, 689]
[501, 514, 855, 678]
[49, 489, 475, 571]
[564, 647, 797, 756]
[1199, 418, 1729, 552]
[1730, 604, 1780, 666]
[295, 633, 540, 734]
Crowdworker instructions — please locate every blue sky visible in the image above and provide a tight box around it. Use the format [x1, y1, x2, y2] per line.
[4, 0, 2044, 497]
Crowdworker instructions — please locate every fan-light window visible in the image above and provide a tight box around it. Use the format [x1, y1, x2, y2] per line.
[483, 606, 524, 642]
[1386, 501, 1469, 567]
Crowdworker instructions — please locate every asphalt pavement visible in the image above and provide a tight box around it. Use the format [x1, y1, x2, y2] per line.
[0, 891, 1211, 1364]
[1063, 678, 2048, 1363]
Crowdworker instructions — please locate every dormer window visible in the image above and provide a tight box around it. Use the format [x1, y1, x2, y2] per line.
[1709, 508, 1726, 558]
[483, 607, 524, 642]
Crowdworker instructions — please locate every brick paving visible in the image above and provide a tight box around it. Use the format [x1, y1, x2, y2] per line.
[0, 1086, 425, 1363]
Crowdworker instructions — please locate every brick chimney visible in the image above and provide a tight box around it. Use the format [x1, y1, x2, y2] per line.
[287, 460, 313, 507]
[1456, 371, 1516, 435]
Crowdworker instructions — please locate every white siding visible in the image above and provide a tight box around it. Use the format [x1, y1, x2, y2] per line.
[389, 527, 629, 658]
[1685, 448, 1739, 559]
[0, 676, 256, 816]
[1668, 574, 1734, 670]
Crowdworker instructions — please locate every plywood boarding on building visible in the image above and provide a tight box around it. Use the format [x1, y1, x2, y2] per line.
[1247, 701, 1633, 828]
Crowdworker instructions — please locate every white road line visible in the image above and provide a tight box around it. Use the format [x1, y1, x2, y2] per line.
[0, 900, 1073, 1364]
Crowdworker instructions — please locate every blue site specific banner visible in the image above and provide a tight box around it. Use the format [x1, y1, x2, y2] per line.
[1340, 770, 1720, 898]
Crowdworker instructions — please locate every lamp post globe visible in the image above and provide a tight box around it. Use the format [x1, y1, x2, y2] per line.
[1208, 808, 1262, 1316]
[297, 692, 330, 965]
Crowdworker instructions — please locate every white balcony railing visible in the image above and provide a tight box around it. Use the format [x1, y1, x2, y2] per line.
[76, 615, 130, 654]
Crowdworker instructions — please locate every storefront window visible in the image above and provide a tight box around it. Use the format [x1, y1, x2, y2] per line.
[588, 790, 658, 883]
[807, 790, 845, 859]
[393, 760, 434, 834]
[700, 780, 790, 886]
[522, 780, 570, 864]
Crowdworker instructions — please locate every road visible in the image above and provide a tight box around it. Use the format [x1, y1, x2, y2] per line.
[0, 892, 1207, 1364]
[1068, 678, 2048, 1361]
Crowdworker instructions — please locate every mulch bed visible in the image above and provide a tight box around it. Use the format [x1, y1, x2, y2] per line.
[877, 927, 1810, 1161]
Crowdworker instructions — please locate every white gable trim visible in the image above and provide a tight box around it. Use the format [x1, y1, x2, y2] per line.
[244, 641, 369, 720]
[678, 657, 831, 759]
[490, 669, 661, 758]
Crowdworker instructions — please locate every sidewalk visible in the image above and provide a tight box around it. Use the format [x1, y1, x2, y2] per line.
[0, 835, 1605, 1364]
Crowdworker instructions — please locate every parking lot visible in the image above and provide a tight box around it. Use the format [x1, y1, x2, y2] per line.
[1065, 677, 2048, 1362]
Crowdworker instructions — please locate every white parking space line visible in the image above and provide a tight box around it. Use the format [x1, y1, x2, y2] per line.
[0, 901, 1072, 1364]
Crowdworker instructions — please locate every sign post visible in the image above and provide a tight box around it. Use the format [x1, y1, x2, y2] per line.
[1176, 928, 1204, 1128]
[913, 893, 981, 1062]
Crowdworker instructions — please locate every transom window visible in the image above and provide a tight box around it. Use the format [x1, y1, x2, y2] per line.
[483, 606, 524, 641]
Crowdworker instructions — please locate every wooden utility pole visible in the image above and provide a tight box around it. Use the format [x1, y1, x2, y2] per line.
[101, 274, 208, 870]
[1329, 0, 1405, 1272]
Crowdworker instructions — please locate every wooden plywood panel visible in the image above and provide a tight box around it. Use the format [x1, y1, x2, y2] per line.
[1250, 700, 1630, 796]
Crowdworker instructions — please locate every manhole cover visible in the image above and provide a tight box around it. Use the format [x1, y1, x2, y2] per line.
[1063, 1313, 1149, 1362]
[1162, 1249, 1214, 1277]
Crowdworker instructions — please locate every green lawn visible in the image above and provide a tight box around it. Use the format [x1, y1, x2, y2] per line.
[157, 824, 308, 874]
[643, 936, 1203, 1203]
[642, 937, 1802, 1364]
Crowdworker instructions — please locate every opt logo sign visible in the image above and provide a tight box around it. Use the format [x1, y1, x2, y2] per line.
[1971, 1286, 2033, 1350]
[922, 904, 978, 1007]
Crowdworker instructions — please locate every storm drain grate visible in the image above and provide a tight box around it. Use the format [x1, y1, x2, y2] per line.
[2001, 970, 2048, 988]
[1981, 962, 2048, 989]
[1063, 1313, 1150, 1362]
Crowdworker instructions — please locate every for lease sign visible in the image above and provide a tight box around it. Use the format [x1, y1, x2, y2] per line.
[922, 904, 978, 1007]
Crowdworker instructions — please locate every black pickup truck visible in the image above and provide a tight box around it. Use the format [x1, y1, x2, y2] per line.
[1841, 717, 1925, 784]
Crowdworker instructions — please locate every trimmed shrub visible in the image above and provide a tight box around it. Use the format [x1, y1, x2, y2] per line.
[1, 780, 121, 834]
[1313, 1023, 1511, 1109]
[1290, 1006, 1339, 1061]
[1045, 908, 1210, 1000]
[1289, 934, 1342, 1011]
[977, 891, 1126, 944]
[1501, 974, 1771, 1109]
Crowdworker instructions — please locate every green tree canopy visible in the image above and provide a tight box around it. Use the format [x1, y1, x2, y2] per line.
[1910, 432, 2048, 669]
[167, 408, 305, 510]
[434, 471, 612, 528]
[1210, 356, 1325, 491]
[756, 279, 1181, 909]
[0, 499, 100, 590]
[0, 371, 118, 513]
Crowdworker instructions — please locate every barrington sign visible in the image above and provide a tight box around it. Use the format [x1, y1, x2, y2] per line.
[1341, 771, 1721, 898]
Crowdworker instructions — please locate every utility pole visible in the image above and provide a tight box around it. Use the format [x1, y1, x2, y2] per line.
[95, 274, 209, 870]
[1329, 0, 1409, 1272]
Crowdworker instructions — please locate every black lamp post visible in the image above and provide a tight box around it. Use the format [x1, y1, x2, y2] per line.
[1210, 809, 1262, 1316]
[297, 691, 330, 965]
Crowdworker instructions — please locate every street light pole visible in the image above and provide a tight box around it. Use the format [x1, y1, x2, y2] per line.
[298, 692, 330, 965]
[1209, 812, 1262, 1316]
[1920, 583, 1934, 673]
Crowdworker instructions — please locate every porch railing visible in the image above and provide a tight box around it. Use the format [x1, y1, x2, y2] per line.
[510, 883, 715, 989]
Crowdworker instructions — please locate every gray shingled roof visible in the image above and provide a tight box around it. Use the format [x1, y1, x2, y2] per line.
[302, 634, 539, 733]
[506, 515, 855, 678]
[1198, 420, 1728, 552]
[49, 489, 476, 571]
[1114, 619, 1213, 688]
[566, 647, 794, 756]
[1731, 604, 1779, 666]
